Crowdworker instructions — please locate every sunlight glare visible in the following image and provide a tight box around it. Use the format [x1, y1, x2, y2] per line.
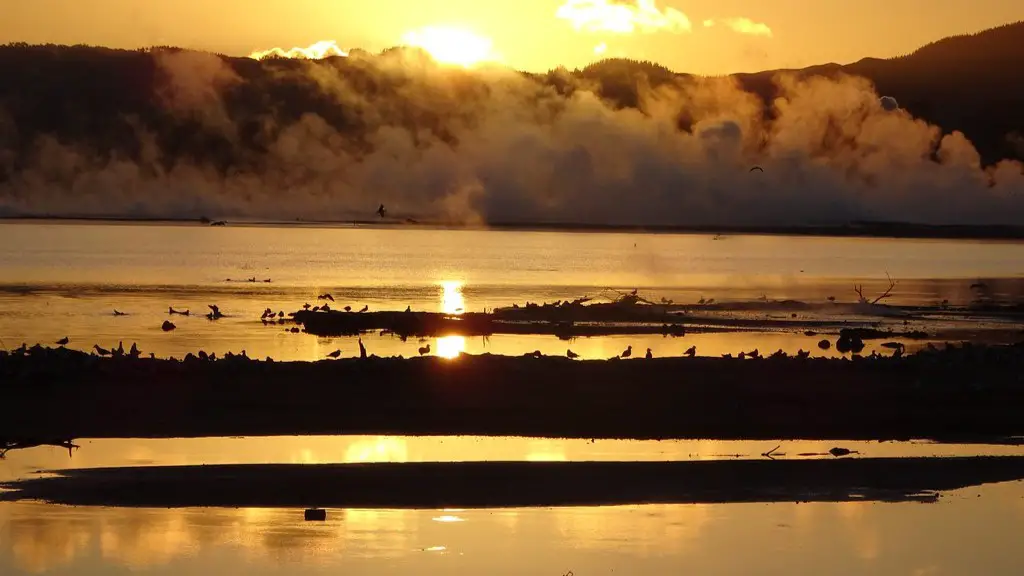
[436, 335, 466, 359]
[401, 26, 494, 67]
[440, 281, 466, 315]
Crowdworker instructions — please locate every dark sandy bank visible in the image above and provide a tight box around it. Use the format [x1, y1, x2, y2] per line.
[4, 457, 1023, 507]
[2, 345, 1024, 441]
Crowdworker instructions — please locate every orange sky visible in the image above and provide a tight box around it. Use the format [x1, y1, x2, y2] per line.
[2, 0, 1023, 74]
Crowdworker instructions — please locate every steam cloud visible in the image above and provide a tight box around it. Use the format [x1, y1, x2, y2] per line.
[555, 0, 692, 34]
[0, 49, 1022, 226]
[249, 40, 348, 61]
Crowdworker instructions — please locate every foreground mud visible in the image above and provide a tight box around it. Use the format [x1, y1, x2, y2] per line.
[3, 457, 1023, 507]
[2, 344, 1024, 441]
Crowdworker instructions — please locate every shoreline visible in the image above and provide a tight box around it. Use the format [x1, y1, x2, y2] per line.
[4, 457, 1024, 507]
[3, 345, 1024, 442]
[4, 215, 1024, 241]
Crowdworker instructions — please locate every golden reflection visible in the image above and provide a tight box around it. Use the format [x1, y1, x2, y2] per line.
[431, 515, 466, 523]
[436, 335, 466, 359]
[343, 437, 409, 463]
[439, 280, 466, 314]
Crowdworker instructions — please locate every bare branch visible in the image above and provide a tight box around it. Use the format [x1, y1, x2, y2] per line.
[871, 272, 898, 305]
[854, 284, 867, 304]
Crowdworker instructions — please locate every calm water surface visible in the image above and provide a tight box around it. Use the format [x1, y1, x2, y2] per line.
[2, 221, 1023, 360]
[5, 222, 1024, 574]
[4, 436, 1024, 483]
[2, 482, 1024, 575]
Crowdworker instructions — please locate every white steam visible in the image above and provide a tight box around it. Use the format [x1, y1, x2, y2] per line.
[0, 51, 1022, 226]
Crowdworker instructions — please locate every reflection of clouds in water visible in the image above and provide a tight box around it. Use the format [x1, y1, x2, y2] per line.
[552, 504, 711, 555]
[99, 510, 198, 569]
[7, 505, 92, 573]
[344, 437, 409, 463]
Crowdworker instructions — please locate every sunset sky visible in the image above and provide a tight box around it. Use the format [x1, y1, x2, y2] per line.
[2, 0, 1023, 74]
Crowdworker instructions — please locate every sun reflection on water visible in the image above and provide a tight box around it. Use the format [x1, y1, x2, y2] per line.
[440, 281, 466, 314]
[436, 335, 466, 359]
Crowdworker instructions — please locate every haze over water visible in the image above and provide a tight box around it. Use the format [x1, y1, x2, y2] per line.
[2, 221, 1023, 360]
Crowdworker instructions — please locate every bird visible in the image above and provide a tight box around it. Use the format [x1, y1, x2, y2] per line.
[113, 309, 127, 316]
[749, 165, 764, 173]
[359, 305, 368, 313]
[318, 293, 334, 302]
[114, 341, 125, 357]
[161, 320, 176, 332]
[377, 204, 387, 218]
[746, 349, 761, 359]
[418, 344, 431, 356]
[327, 349, 341, 359]
[56, 337, 69, 346]
[621, 345, 632, 358]
[359, 338, 367, 359]
[567, 349, 579, 359]
[129, 343, 140, 358]
[93, 344, 111, 356]
[405, 305, 412, 313]
[684, 345, 696, 357]
[645, 348, 653, 359]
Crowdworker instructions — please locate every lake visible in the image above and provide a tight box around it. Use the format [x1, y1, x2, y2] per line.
[2, 220, 1023, 360]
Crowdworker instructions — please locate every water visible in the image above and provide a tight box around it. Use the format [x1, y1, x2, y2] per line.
[4, 436, 1024, 483]
[2, 221, 1023, 361]
[2, 483, 1023, 575]
[4, 221, 1024, 574]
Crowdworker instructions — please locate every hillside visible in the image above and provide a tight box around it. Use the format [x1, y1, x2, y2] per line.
[0, 22, 1022, 225]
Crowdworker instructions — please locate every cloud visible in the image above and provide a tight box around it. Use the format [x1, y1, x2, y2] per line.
[556, 0, 692, 34]
[705, 17, 773, 37]
[248, 40, 347, 61]
[1, 54, 1022, 227]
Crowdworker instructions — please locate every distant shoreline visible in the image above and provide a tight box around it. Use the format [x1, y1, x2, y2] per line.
[3, 215, 1024, 241]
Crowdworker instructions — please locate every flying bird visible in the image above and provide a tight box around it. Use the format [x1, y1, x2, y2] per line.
[749, 165, 764, 173]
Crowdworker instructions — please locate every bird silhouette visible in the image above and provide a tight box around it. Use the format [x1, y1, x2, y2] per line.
[113, 309, 127, 316]
[93, 344, 111, 356]
[318, 293, 334, 302]
[567, 349, 579, 359]
[327, 349, 341, 359]
[645, 348, 653, 359]
[418, 344, 431, 356]
[359, 305, 369, 313]
[684, 345, 696, 357]
[749, 165, 764, 173]
[621, 345, 632, 358]
[129, 343, 140, 358]
[56, 336, 69, 346]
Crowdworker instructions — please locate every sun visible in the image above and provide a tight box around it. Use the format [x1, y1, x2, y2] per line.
[401, 26, 495, 67]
